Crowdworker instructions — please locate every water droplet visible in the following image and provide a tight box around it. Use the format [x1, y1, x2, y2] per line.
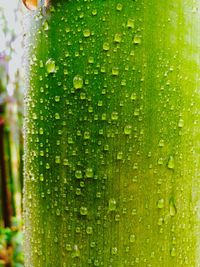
[73, 75, 83, 89]
[55, 113, 60, 120]
[127, 18, 134, 28]
[104, 144, 109, 151]
[76, 188, 81, 195]
[167, 155, 175, 169]
[103, 42, 110, 51]
[46, 163, 50, 169]
[92, 9, 97, 16]
[88, 57, 94, 64]
[157, 198, 164, 209]
[133, 35, 141, 45]
[129, 234, 136, 243]
[114, 33, 122, 43]
[85, 168, 94, 178]
[84, 131, 90, 140]
[72, 245, 80, 258]
[55, 156, 61, 164]
[158, 158, 164, 165]
[117, 151, 123, 160]
[170, 247, 176, 257]
[66, 244, 72, 251]
[112, 67, 119, 76]
[158, 139, 164, 147]
[55, 96, 60, 102]
[43, 21, 49, 31]
[86, 226, 93, 234]
[83, 29, 91, 37]
[46, 58, 56, 74]
[56, 209, 61, 216]
[124, 125, 132, 135]
[111, 247, 118, 255]
[90, 241, 95, 248]
[39, 128, 43, 135]
[109, 198, 117, 211]
[158, 217, 164, 226]
[169, 197, 177, 216]
[75, 170, 82, 179]
[130, 92, 137, 100]
[116, 3, 123, 11]
[39, 174, 44, 182]
[80, 92, 86, 100]
[178, 118, 184, 128]
[111, 111, 118, 120]
[101, 113, 107, 120]
[80, 206, 88, 215]
[63, 159, 69, 166]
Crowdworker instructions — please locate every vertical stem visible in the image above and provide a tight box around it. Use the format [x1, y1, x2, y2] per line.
[0, 116, 12, 228]
[4, 126, 16, 217]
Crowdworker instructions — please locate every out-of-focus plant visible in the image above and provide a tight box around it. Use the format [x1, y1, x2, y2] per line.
[0, 1, 25, 266]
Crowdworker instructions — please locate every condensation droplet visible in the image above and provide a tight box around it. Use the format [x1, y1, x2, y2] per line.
[66, 244, 72, 251]
[133, 35, 141, 45]
[72, 245, 80, 258]
[117, 151, 123, 160]
[75, 170, 82, 179]
[130, 234, 136, 243]
[56, 209, 61, 216]
[170, 247, 176, 257]
[167, 155, 175, 169]
[55, 96, 60, 102]
[112, 67, 119, 76]
[111, 111, 118, 120]
[85, 168, 94, 178]
[169, 197, 177, 216]
[157, 198, 164, 209]
[92, 9, 97, 16]
[55, 113, 60, 120]
[178, 118, 184, 128]
[80, 206, 88, 215]
[103, 42, 110, 51]
[116, 3, 123, 11]
[124, 125, 132, 135]
[46, 58, 56, 74]
[127, 18, 134, 28]
[73, 75, 83, 89]
[114, 33, 122, 43]
[130, 92, 137, 100]
[39, 174, 44, 182]
[109, 198, 117, 211]
[39, 128, 43, 135]
[43, 21, 49, 31]
[83, 29, 91, 37]
[86, 226, 93, 234]
[111, 247, 118, 255]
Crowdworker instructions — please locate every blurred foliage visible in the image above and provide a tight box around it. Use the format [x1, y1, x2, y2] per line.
[0, 219, 24, 267]
[0, 1, 24, 266]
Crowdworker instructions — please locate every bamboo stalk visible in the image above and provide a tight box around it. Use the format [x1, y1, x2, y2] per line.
[24, 1, 200, 266]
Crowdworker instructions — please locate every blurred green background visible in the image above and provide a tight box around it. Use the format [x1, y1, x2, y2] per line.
[0, 1, 24, 266]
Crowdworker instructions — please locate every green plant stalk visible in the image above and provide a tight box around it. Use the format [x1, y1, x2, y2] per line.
[4, 126, 16, 217]
[24, 1, 200, 266]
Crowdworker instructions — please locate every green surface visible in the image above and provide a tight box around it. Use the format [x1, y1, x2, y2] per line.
[24, 1, 200, 266]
